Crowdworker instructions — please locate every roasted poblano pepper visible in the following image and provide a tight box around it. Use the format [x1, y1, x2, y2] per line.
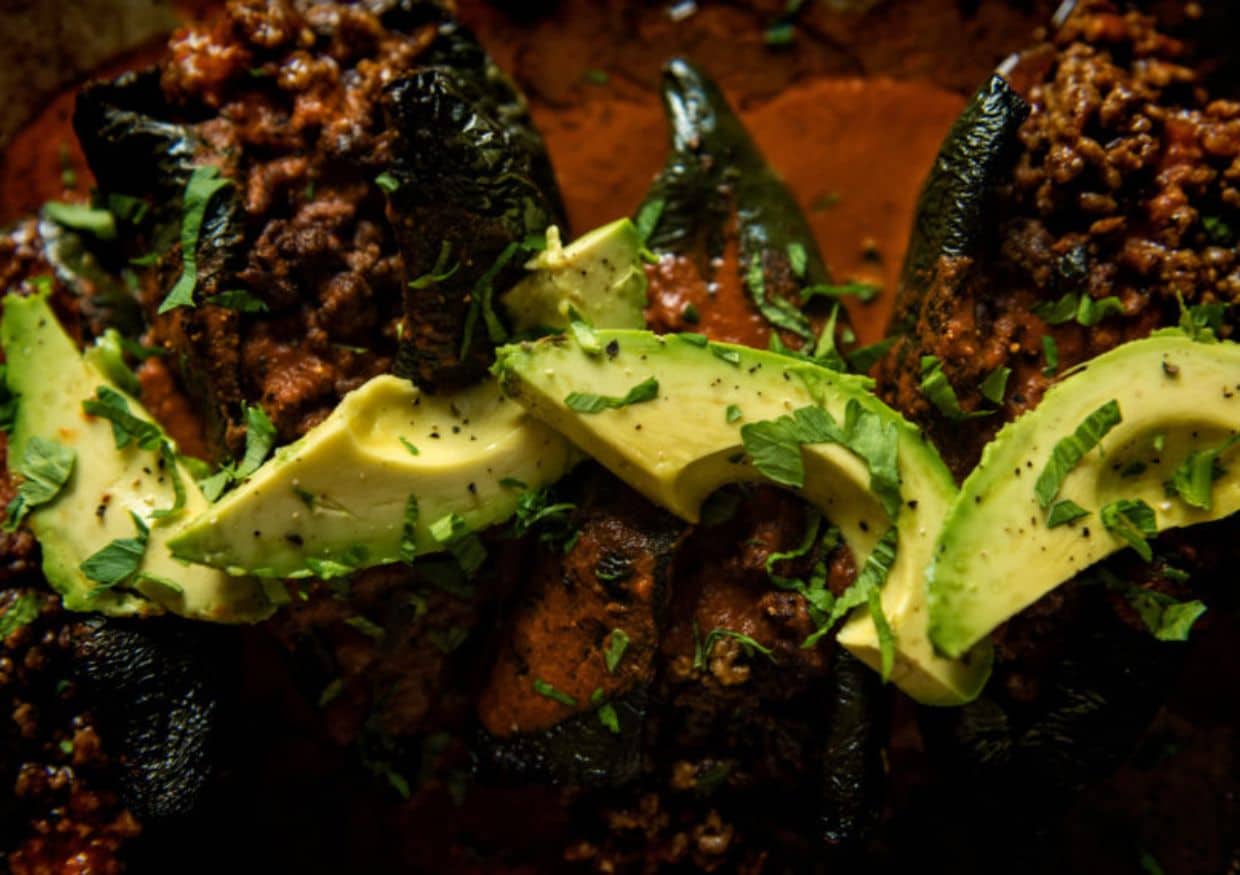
[637, 58, 853, 362]
[383, 19, 567, 392]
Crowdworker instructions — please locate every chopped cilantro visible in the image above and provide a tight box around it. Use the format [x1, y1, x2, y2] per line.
[583, 68, 610, 85]
[568, 308, 603, 355]
[499, 477, 527, 490]
[694, 627, 776, 670]
[4, 437, 75, 531]
[725, 404, 742, 424]
[1042, 334, 1059, 376]
[763, 21, 795, 45]
[919, 355, 990, 421]
[345, 615, 386, 642]
[740, 405, 843, 488]
[634, 198, 665, 243]
[1046, 499, 1090, 528]
[710, 345, 741, 366]
[1202, 215, 1232, 245]
[1125, 588, 1206, 642]
[461, 240, 528, 356]
[512, 487, 576, 541]
[1175, 293, 1227, 343]
[42, 201, 117, 240]
[408, 241, 460, 289]
[374, 172, 400, 194]
[81, 512, 149, 598]
[0, 592, 40, 639]
[1101, 498, 1157, 561]
[318, 678, 344, 707]
[83, 386, 162, 450]
[1033, 291, 1123, 327]
[210, 290, 268, 312]
[595, 699, 620, 734]
[429, 625, 468, 653]
[746, 253, 813, 339]
[159, 166, 232, 313]
[532, 678, 577, 707]
[786, 242, 808, 279]
[979, 366, 1010, 405]
[1034, 400, 1122, 507]
[428, 512, 487, 576]
[846, 337, 895, 374]
[565, 377, 659, 413]
[677, 332, 708, 347]
[800, 282, 880, 303]
[681, 302, 701, 324]
[604, 628, 630, 674]
[235, 404, 276, 480]
[1169, 433, 1238, 511]
[399, 436, 420, 456]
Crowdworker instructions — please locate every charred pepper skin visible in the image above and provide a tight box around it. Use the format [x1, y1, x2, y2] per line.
[638, 58, 848, 346]
[384, 20, 567, 392]
[817, 650, 887, 847]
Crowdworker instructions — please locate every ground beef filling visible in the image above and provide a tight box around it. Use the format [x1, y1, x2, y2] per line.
[147, 0, 434, 454]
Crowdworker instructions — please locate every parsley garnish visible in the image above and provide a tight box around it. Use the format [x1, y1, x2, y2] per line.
[1125, 588, 1206, 642]
[979, 366, 1010, 404]
[81, 512, 149, 598]
[210, 290, 268, 312]
[532, 678, 577, 707]
[159, 165, 232, 313]
[1042, 334, 1059, 376]
[408, 241, 460, 289]
[1100, 498, 1157, 561]
[604, 628, 630, 674]
[800, 282, 880, 303]
[0, 592, 40, 639]
[429, 512, 487, 576]
[634, 198, 665, 243]
[1046, 499, 1089, 528]
[693, 627, 776, 670]
[1169, 433, 1238, 511]
[1033, 291, 1124, 327]
[591, 688, 620, 733]
[746, 253, 813, 340]
[919, 355, 990, 421]
[43, 201, 117, 240]
[565, 377, 659, 413]
[802, 526, 899, 680]
[1034, 400, 1122, 508]
[741, 405, 843, 488]
[4, 437, 75, 531]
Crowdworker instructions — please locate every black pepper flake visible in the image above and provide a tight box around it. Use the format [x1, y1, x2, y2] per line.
[285, 533, 304, 546]
[606, 340, 620, 358]
[430, 432, 440, 439]
[907, 500, 919, 510]
[467, 482, 477, 494]
[859, 520, 869, 532]
[1163, 360, 1180, 377]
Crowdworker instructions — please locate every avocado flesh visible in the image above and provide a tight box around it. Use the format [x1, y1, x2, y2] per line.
[494, 330, 989, 706]
[501, 219, 647, 333]
[169, 219, 647, 578]
[928, 333, 1240, 659]
[0, 292, 271, 621]
[168, 375, 576, 577]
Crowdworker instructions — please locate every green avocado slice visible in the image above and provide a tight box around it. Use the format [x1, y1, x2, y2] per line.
[1, 291, 271, 621]
[494, 330, 990, 706]
[928, 333, 1240, 659]
[169, 219, 647, 578]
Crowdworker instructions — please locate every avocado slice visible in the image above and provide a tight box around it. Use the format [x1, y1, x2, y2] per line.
[928, 333, 1240, 659]
[501, 219, 647, 334]
[168, 219, 648, 578]
[167, 375, 577, 577]
[494, 330, 990, 706]
[1, 292, 271, 621]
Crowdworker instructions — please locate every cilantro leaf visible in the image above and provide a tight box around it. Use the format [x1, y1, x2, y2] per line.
[746, 253, 813, 340]
[800, 282, 880, 303]
[694, 628, 776, 670]
[565, 377, 659, 413]
[803, 526, 898, 650]
[374, 172, 400, 194]
[81, 512, 149, 597]
[408, 240, 460, 289]
[4, 437, 76, 531]
[43, 201, 117, 240]
[429, 513, 487, 576]
[0, 592, 40, 639]
[634, 198, 665, 243]
[1042, 334, 1059, 376]
[919, 355, 990, 421]
[210, 289, 268, 312]
[568, 308, 603, 355]
[159, 166, 232, 313]
[1034, 400, 1122, 507]
[1125, 588, 1207, 642]
[1046, 499, 1090, 528]
[596, 699, 620, 734]
[979, 366, 1010, 405]
[1170, 434, 1238, 511]
[786, 242, 808, 279]
[725, 404, 742, 424]
[1033, 291, 1124, 327]
[532, 678, 577, 707]
[235, 404, 276, 480]
[846, 337, 895, 374]
[604, 628, 630, 674]
[1100, 498, 1157, 562]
